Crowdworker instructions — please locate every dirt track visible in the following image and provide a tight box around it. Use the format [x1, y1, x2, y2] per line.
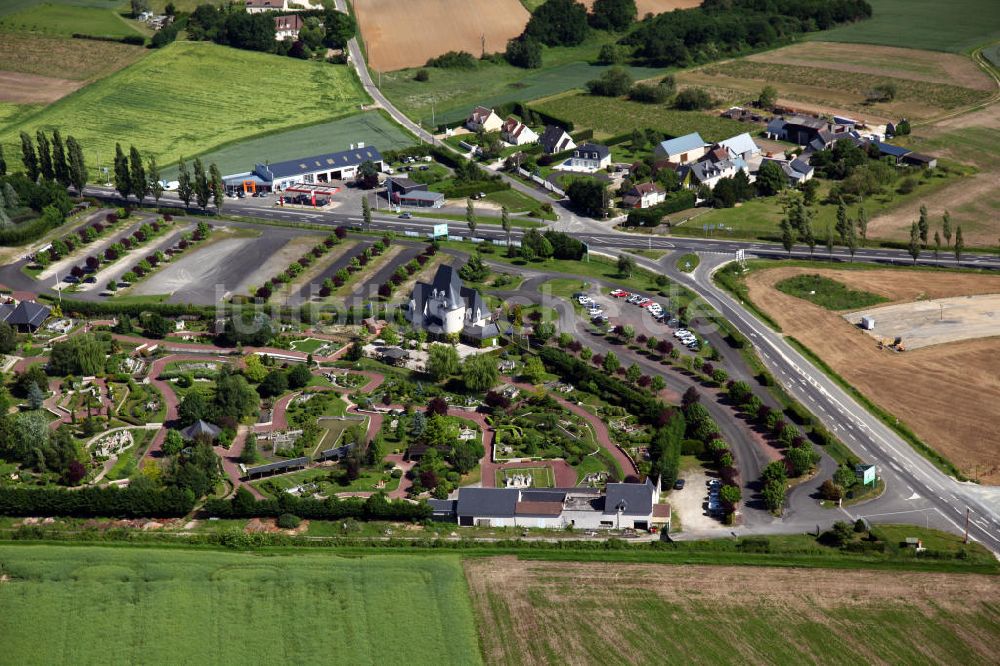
[745, 266, 1000, 483]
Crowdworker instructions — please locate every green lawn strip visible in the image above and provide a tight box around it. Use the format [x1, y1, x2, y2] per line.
[288, 338, 328, 354]
[775, 274, 888, 310]
[676, 253, 699, 273]
[0, 41, 369, 177]
[784, 334, 965, 479]
[411, 211, 543, 229]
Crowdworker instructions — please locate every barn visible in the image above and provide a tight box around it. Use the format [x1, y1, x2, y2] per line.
[223, 145, 384, 193]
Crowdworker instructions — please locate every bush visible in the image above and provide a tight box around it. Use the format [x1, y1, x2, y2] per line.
[586, 66, 633, 97]
[277, 513, 302, 529]
[674, 87, 713, 110]
[414, 68, 430, 81]
[426, 51, 477, 68]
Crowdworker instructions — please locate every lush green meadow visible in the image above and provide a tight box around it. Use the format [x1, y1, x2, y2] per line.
[0, 2, 142, 38]
[775, 274, 889, 310]
[380, 33, 664, 125]
[810, 0, 1000, 53]
[530, 92, 750, 141]
[0, 545, 482, 665]
[161, 112, 414, 178]
[0, 0, 123, 18]
[0, 41, 369, 177]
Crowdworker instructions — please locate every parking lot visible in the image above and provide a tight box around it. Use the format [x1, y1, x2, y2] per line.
[669, 468, 727, 533]
[576, 287, 704, 353]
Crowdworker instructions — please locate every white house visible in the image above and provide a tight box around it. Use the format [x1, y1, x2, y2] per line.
[622, 182, 666, 209]
[538, 125, 575, 154]
[466, 106, 503, 133]
[500, 117, 539, 146]
[273, 14, 303, 40]
[555, 143, 611, 173]
[654, 132, 708, 165]
[405, 265, 499, 344]
[246, 0, 318, 13]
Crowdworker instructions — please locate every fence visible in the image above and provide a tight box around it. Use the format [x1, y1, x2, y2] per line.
[515, 167, 565, 197]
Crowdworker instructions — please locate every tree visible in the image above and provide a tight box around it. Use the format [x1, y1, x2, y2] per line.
[616, 254, 636, 278]
[917, 203, 928, 246]
[466, 199, 476, 237]
[145, 155, 163, 204]
[762, 480, 785, 512]
[719, 484, 741, 509]
[142, 312, 172, 339]
[825, 223, 834, 257]
[779, 216, 795, 255]
[908, 221, 920, 264]
[566, 179, 607, 218]
[586, 66, 633, 97]
[845, 217, 857, 262]
[210, 163, 224, 213]
[756, 84, 778, 109]
[427, 344, 459, 381]
[525, 0, 589, 46]
[36, 131, 53, 181]
[761, 460, 787, 486]
[129, 145, 146, 202]
[0, 321, 15, 354]
[361, 194, 371, 231]
[356, 160, 379, 189]
[214, 372, 259, 421]
[833, 464, 856, 490]
[287, 363, 312, 389]
[756, 160, 785, 196]
[193, 158, 210, 209]
[243, 354, 268, 382]
[942, 210, 952, 247]
[0, 144, 6, 176]
[521, 356, 546, 384]
[66, 136, 87, 195]
[856, 206, 868, 245]
[163, 429, 185, 456]
[801, 211, 816, 257]
[131, 0, 150, 17]
[933, 230, 941, 259]
[505, 35, 542, 69]
[501, 206, 512, 249]
[48, 334, 105, 376]
[27, 382, 45, 410]
[178, 390, 211, 426]
[20, 131, 38, 181]
[602, 350, 620, 374]
[239, 436, 259, 464]
[598, 43, 626, 64]
[51, 130, 69, 187]
[589, 0, 636, 30]
[626, 363, 641, 384]
[177, 158, 193, 207]
[834, 197, 849, 244]
[673, 87, 713, 110]
[257, 370, 288, 397]
[462, 353, 499, 392]
[113, 143, 130, 199]
[954, 225, 964, 263]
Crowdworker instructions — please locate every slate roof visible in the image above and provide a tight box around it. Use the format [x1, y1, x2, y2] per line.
[766, 118, 787, 135]
[4, 301, 50, 329]
[180, 419, 221, 441]
[630, 182, 664, 195]
[657, 132, 706, 157]
[456, 488, 519, 518]
[246, 457, 309, 476]
[255, 146, 383, 181]
[0, 303, 17, 323]
[790, 157, 813, 174]
[874, 141, 911, 158]
[575, 143, 610, 160]
[428, 499, 457, 516]
[317, 442, 354, 461]
[718, 132, 759, 157]
[539, 125, 574, 154]
[603, 479, 655, 516]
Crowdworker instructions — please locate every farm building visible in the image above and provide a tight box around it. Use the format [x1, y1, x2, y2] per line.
[500, 117, 539, 146]
[443, 478, 669, 531]
[0, 300, 51, 333]
[654, 133, 708, 165]
[404, 264, 499, 343]
[538, 125, 575, 154]
[223, 145, 384, 192]
[717, 133, 761, 162]
[555, 143, 611, 173]
[873, 141, 938, 168]
[466, 106, 503, 133]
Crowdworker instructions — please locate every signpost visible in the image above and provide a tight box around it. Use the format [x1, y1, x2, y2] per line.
[432, 223, 448, 239]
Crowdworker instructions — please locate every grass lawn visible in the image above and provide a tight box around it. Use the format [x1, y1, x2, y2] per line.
[676, 253, 699, 273]
[496, 466, 554, 488]
[380, 32, 665, 126]
[530, 92, 751, 142]
[415, 211, 543, 229]
[0, 3, 143, 39]
[289, 337, 329, 354]
[808, 0, 1000, 53]
[0, 30, 146, 81]
[254, 464, 401, 495]
[0, 41, 369, 178]
[482, 188, 551, 215]
[161, 112, 416, 179]
[775, 274, 889, 311]
[0, 544, 482, 665]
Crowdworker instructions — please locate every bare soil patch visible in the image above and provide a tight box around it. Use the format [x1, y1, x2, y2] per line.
[355, 0, 530, 72]
[465, 557, 1000, 665]
[844, 294, 1000, 350]
[746, 266, 1000, 483]
[0, 70, 82, 104]
[0, 31, 145, 82]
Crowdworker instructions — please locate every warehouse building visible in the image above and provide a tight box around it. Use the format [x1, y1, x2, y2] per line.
[223, 145, 384, 193]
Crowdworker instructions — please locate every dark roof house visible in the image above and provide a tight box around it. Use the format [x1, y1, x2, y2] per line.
[2, 300, 51, 332]
[180, 419, 222, 441]
[538, 125, 575, 154]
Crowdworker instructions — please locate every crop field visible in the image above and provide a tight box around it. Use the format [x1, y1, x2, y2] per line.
[0, 545, 482, 665]
[744, 265, 1000, 484]
[530, 92, 753, 141]
[355, 0, 530, 72]
[466, 557, 1000, 665]
[161, 112, 414, 178]
[0, 31, 146, 82]
[0, 3, 143, 39]
[380, 36, 664, 125]
[808, 0, 1000, 53]
[0, 42, 368, 178]
[680, 44, 994, 122]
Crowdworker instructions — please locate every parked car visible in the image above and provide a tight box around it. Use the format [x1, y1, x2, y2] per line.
[610, 289, 628, 297]
[398, 212, 412, 219]
[673, 479, 685, 490]
[707, 479, 721, 488]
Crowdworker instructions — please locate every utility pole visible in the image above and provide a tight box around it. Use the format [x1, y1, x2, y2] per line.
[964, 508, 970, 544]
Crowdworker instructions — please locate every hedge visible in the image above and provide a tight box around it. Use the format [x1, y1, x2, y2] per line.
[0, 214, 62, 246]
[0, 486, 195, 518]
[625, 190, 696, 227]
[204, 489, 430, 522]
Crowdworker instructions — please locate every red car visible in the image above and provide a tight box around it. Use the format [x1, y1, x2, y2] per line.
[610, 289, 629, 298]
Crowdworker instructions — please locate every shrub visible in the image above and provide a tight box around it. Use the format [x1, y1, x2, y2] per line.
[414, 68, 430, 81]
[276, 513, 302, 529]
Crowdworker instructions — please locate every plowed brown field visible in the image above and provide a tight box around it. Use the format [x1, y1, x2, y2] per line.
[0, 71, 82, 104]
[745, 266, 1000, 483]
[465, 557, 1000, 665]
[354, 0, 530, 71]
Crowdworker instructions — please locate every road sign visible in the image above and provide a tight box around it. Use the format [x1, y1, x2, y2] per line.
[432, 223, 448, 238]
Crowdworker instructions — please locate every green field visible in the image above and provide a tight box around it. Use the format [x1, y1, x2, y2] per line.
[380, 33, 665, 126]
[0, 545, 482, 665]
[0, 2, 142, 38]
[161, 112, 416, 178]
[0, 41, 369, 177]
[775, 274, 889, 310]
[810, 0, 1000, 53]
[530, 92, 750, 142]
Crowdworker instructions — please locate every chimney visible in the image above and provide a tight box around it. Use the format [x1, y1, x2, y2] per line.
[357, 141, 365, 148]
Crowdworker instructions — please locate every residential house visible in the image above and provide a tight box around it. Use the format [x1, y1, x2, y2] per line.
[682, 157, 746, 191]
[0, 300, 51, 333]
[466, 106, 503, 133]
[444, 478, 669, 531]
[404, 264, 500, 344]
[538, 125, 575, 154]
[246, 0, 304, 13]
[555, 143, 611, 173]
[274, 14, 303, 40]
[718, 132, 761, 162]
[622, 182, 666, 209]
[653, 132, 708, 165]
[500, 117, 539, 146]
[761, 156, 814, 185]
